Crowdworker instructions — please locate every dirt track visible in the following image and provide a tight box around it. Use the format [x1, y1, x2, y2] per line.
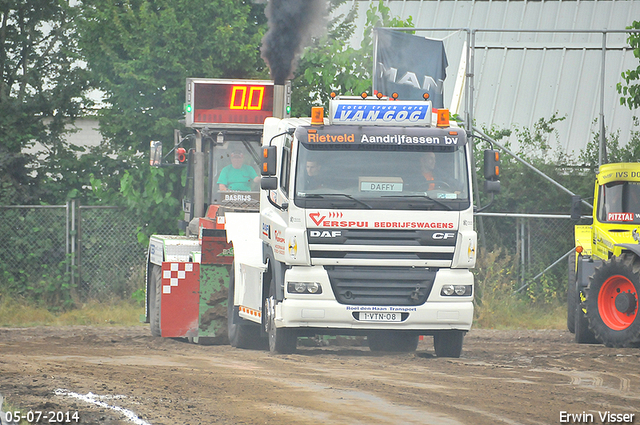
[1, 326, 639, 425]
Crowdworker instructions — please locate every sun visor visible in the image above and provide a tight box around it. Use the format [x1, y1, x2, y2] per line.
[295, 126, 467, 148]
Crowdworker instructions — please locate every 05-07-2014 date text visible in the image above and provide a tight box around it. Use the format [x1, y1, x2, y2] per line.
[4, 410, 80, 423]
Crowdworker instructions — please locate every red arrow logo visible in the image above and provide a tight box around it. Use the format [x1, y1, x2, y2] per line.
[309, 212, 325, 226]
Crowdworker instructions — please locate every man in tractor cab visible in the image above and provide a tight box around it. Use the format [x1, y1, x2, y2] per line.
[217, 150, 259, 191]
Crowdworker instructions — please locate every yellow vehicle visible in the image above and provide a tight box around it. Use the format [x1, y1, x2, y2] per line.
[569, 163, 640, 347]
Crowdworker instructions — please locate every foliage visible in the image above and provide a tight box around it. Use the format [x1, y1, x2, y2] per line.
[291, 0, 413, 116]
[72, 207, 147, 300]
[77, 0, 268, 155]
[74, 0, 270, 239]
[578, 117, 640, 165]
[0, 258, 76, 312]
[474, 115, 597, 305]
[0, 207, 77, 310]
[473, 249, 565, 329]
[90, 165, 183, 244]
[0, 1, 93, 205]
[617, 21, 640, 110]
[475, 114, 598, 215]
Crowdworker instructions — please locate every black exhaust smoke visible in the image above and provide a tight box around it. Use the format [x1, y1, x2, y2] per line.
[261, 0, 328, 85]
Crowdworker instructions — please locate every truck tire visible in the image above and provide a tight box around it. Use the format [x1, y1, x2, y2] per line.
[574, 293, 598, 344]
[149, 264, 162, 337]
[265, 273, 297, 354]
[227, 264, 265, 349]
[567, 253, 577, 334]
[367, 331, 419, 352]
[585, 254, 640, 347]
[433, 330, 464, 358]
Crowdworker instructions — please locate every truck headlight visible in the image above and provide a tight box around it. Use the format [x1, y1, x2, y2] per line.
[441, 285, 455, 296]
[441, 285, 472, 296]
[288, 282, 323, 294]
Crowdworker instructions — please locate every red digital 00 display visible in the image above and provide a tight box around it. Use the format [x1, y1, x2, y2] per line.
[194, 82, 274, 125]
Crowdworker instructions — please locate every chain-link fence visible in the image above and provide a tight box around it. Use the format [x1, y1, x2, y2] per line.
[0, 204, 146, 304]
[78, 206, 147, 300]
[0, 206, 71, 299]
[478, 213, 581, 301]
[1, 204, 579, 305]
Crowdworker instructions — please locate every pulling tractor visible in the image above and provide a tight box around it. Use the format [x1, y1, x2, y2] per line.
[569, 163, 640, 347]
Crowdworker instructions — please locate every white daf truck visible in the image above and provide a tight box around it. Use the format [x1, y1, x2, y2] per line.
[226, 95, 498, 357]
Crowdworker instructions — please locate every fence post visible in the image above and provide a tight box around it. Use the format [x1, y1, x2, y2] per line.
[527, 218, 531, 277]
[71, 199, 76, 289]
[520, 219, 526, 289]
[77, 203, 83, 293]
[66, 201, 70, 278]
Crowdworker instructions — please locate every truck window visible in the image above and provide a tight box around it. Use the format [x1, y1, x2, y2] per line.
[294, 143, 470, 211]
[280, 136, 292, 197]
[599, 182, 640, 223]
[210, 139, 261, 207]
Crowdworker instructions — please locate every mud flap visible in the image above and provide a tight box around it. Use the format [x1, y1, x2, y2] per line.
[196, 229, 234, 343]
[197, 264, 232, 343]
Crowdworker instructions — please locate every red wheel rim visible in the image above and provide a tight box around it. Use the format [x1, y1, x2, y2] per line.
[598, 275, 638, 331]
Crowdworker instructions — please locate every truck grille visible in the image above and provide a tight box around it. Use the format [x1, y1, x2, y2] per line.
[310, 251, 453, 261]
[308, 229, 456, 262]
[326, 266, 436, 306]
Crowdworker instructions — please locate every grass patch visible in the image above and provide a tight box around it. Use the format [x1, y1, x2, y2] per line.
[0, 297, 145, 327]
[474, 298, 566, 329]
[2, 248, 570, 330]
[473, 248, 567, 330]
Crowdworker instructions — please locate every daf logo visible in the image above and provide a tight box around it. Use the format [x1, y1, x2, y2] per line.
[433, 232, 455, 240]
[310, 230, 342, 238]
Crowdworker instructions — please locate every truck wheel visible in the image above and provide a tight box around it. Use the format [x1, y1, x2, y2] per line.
[227, 264, 264, 349]
[567, 253, 577, 334]
[149, 264, 162, 337]
[574, 292, 598, 344]
[367, 331, 419, 352]
[433, 331, 464, 358]
[585, 254, 640, 347]
[265, 274, 297, 354]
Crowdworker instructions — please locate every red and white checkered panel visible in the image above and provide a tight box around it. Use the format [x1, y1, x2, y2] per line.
[160, 262, 200, 338]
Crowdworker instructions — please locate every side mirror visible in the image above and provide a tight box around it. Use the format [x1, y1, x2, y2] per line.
[483, 149, 500, 180]
[571, 195, 582, 220]
[261, 146, 277, 176]
[150, 141, 162, 167]
[483, 149, 501, 194]
[484, 180, 501, 194]
[261, 176, 278, 190]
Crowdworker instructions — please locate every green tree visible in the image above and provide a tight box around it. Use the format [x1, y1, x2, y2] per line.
[75, 0, 269, 240]
[617, 21, 640, 110]
[0, 0, 92, 204]
[77, 0, 268, 155]
[291, 0, 413, 116]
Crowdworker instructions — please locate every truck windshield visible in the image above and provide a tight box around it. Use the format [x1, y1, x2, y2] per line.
[598, 181, 640, 223]
[294, 143, 470, 211]
[208, 137, 262, 207]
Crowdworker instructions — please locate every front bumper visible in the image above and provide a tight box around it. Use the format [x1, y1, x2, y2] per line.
[278, 267, 474, 332]
[276, 299, 473, 332]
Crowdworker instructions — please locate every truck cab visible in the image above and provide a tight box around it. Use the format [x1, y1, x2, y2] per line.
[570, 163, 640, 347]
[226, 96, 479, 356]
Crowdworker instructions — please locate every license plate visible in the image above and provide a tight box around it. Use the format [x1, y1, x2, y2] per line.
[358, 312, 401, 322]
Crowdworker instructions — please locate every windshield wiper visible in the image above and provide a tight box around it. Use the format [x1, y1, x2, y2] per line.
[304, 193, 373, 209]
[381, 194, 453, 211]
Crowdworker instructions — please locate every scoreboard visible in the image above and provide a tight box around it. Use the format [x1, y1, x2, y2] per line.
[185, 79, 291, 128]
